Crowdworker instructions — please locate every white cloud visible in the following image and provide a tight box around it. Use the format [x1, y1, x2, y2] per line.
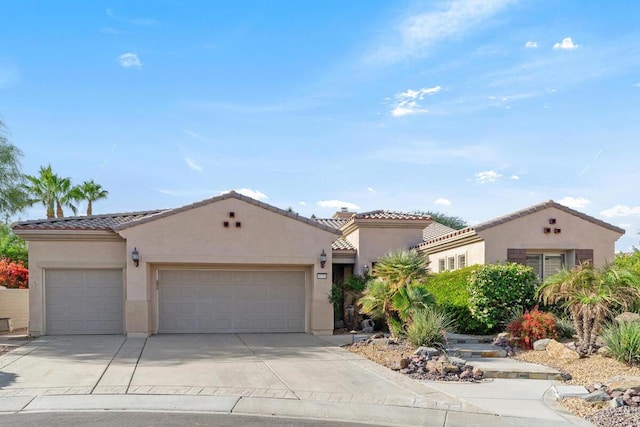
[601, 205, 640, 218]
[553, 37, 579, 50]
[390, 86, 442, 117]
[634, 83, 640, 88]
[557, 196, 590, 209]
[118, 53, 142, 69]
[298, 201, 307, 206]
[184, 157, 202, 173]
[475, 170, 502, 183]
[367, 187, 376, 193]
[316, 200, 360, 210]
[525, 41, 538, 49]
[370, 0, 514, 63]
[510, 175, 520, 180]
[434, 198, 452, 206]
[222, 188, 268, 200]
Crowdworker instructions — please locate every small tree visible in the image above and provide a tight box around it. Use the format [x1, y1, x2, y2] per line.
[538, 262, 640, 355]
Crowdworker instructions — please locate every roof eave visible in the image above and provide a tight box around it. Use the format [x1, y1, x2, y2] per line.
[12, 229, 124, 242]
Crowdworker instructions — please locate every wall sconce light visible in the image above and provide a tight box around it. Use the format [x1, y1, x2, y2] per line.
[320, 249, 327, 269]
[131, 247, 140, 267]
[543, 227, 551, 234]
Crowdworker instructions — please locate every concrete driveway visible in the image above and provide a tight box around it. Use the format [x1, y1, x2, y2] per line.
[0, 334, 467, 410]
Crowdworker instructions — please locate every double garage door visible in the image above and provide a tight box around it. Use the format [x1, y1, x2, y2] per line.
[158, 270, 306, 333]
[44, 268, 305, 335]
[45, 269, 124, 335]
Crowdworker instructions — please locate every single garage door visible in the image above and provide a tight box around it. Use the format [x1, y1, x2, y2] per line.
[158, 270, 305, 333]
[45, 269, 123, 335]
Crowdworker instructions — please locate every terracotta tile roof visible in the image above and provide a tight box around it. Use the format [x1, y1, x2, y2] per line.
[422, 222, 456, 240]
[354, 210, 432, 220]
[332, 238, 356, 251]
[12, 210, 164, 231]
[313, 218, 348, 229]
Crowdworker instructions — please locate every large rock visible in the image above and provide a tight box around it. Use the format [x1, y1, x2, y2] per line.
[546, 339, 580, 360]
[448, 356, 467, 368]
[615, 312, 640, 324]
[414, 346, 440, 358]
[604, 376, 640, 392]
[582, 390, 611, 403]
[533, 338, 552, 351]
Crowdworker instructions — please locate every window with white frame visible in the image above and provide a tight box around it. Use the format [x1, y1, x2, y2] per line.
[458, 253, 467, 269]
[526, 253, 565, 280]
[438, 258, 446, 272]
[447, 256, 455, 271]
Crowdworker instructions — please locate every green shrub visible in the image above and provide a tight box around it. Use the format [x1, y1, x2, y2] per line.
[423, 266, 489, 334]
[405, 307, 454, 347]
[600, 321, 640, 366]
[507, 307, 557, 349]
[468, 262, 537, 332]
[555, 315, 577, 339]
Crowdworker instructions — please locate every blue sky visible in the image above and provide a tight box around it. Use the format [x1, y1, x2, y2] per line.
[1, 1, 639, 250]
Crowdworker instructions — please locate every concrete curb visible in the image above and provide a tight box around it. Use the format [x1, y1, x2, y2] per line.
[0, 393, 591, 427]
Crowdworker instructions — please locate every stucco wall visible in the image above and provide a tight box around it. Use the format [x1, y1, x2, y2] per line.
[479, 206, 622, 267]
[0, 288, 29, 329]
[346, 227, 426, 275]
[26, 239, 126, 336]
[117, 197, 337, 335]
[426, 241, 485, 272]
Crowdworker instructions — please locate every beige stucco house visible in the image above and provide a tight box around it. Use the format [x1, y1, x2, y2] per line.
[13, 195, 624, 337]
[416, 200, 625, 280]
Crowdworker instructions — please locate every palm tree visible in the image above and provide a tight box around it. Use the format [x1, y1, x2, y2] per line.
[75, 180, 108, 216]
[538, 262, 640, 355]
[52, 174, 78, 218]
[359, 249, 432, 335]
[22, 165, 78, 218]
[22, 165, 56, 219]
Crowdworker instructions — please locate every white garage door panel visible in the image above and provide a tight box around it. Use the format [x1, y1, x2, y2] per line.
[45, 269, 123, 335]
[158, 270, 305, 333]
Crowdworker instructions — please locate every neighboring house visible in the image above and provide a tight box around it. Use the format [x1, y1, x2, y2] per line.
[415, 200, 624, 280]
[12, 195, 623, 337]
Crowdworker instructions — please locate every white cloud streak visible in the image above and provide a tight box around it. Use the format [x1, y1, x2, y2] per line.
[118, 53, 142, 69]
[184, 157, 203, 172]
[525, 41, 538, 49]
[390, 86, 442, 117]
[557, 196, 590, 209]
[369, 0, 514, 63]
[475, 170, 502, 183]
[510, 175, 520, 180]
[434, 198, 452, 206]
[601, 205, 640, 218]
[553, 37, 579, 50]
[316, 200, 360, 210]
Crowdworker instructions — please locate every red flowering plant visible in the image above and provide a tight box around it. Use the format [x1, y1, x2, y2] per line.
[507, 306, 557, 350]
[0, 258, 29, 289]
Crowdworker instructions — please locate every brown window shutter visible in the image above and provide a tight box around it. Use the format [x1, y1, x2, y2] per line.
[575, 249, 594, 265]
[507, 249, 527, 265]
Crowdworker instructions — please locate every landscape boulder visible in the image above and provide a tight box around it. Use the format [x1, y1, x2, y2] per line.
[615, 312, 640, 324]
[604, 376, 640, 392]
[546, 339, 580, 360]
[533, 338, 551, 351]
